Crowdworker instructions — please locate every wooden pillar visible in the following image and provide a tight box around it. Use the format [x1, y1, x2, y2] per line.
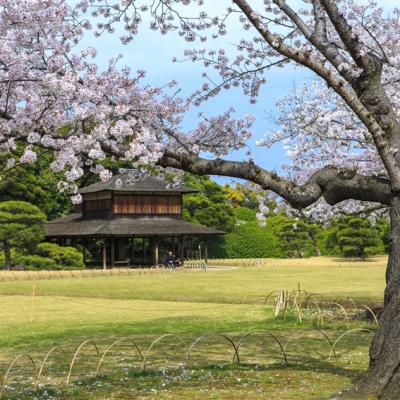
[131, 237, 134, 265]
[110, 237, 115, 268]
[142, 237, 146, 265]
[153, 237, 159, 266]
[180, 236, 185, 260]
[204, 237, 208, 264]
[102, 238, 107, 270]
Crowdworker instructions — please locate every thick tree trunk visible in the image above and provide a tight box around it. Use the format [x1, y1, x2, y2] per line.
[334, 196, 400, 399]
[3, 241, 11, 270]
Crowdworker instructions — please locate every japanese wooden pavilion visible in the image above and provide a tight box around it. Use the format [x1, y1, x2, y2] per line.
[45, 172, 222, 267]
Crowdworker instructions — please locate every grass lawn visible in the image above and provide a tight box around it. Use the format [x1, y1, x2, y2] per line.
[0, 256, 387, 399]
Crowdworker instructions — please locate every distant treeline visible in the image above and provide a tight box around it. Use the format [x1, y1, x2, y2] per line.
[0, 151, 389, 261]
[180, 174, 388, 259]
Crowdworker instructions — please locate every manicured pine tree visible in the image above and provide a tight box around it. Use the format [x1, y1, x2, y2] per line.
[278, 219, 316, 258]
[336, 217, 383, 260]
[0, 201, 46, 269]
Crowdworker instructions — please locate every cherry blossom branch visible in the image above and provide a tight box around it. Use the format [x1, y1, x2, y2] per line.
[319, 0, 375, 68]
[303, 0, 358, 82]
[233, 0, 400, 191]
[158, 148, 391, 208]
[311, 0, 327, 41]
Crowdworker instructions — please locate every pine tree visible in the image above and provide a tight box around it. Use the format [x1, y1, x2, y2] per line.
[278, 219, 316, 258]
[336, 217, 383, 260]
[0, 201, 46, 269]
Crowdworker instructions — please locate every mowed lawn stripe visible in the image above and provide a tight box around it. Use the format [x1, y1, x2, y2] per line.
[0, 257, 387, 304]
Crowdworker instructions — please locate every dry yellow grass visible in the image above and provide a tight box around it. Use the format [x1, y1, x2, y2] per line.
[0, 257, 385, 399]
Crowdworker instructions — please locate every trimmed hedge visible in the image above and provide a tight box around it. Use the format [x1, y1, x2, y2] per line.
[220, 221, 284, 258]
[36, 243, 84, 269]
[0, 242, 84, 270]
[15, 255, 58, 270]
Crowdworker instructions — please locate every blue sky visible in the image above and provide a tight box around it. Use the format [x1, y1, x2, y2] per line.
[77, 0, 396, 183]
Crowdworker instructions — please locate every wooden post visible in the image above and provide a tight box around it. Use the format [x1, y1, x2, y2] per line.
[142, 237, 145, 265]
[153, 237, 159, 266]
[204, 237, 208, 264]
[180, 236, 185, 260]
[102, 239, 107, 270]
[131, 237, 135, 265]
[110, 237, 115, 268]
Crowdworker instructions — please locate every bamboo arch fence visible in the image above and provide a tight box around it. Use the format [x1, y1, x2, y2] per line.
[0, 328, 375, 399]
[0, 257, 317, 282]
[264, 288, 381, 327]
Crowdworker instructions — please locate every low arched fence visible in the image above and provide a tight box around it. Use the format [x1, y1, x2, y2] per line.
[264, 288, 382, 327]
[0, 259, 269, 281]
[0, 328, 375, 399]
[0, 266, 206, 282]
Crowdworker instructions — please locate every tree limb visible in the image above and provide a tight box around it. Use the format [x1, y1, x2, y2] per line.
[273, 0, 356, 83]
[319, 0, 376, 69]
[157, 149, 391, 208]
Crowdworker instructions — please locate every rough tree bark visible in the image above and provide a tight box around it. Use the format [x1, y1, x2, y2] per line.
[333, 196, 400, 399]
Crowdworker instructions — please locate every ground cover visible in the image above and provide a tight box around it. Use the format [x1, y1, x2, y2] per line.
[0, 257, 386, 399]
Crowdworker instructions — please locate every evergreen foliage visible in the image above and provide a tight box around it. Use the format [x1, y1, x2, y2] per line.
[323, 217, 384, 259]
[278, 219, 317, 258]
[14, 254, 58, 270]
[182, 174, 235, 232]
[336, 217, 384, 259]
[0, 151, 72, 220]
[0, 242, 84, 270]
[36, 243, 84, 269]
[233, 207, 257, 223]
[0, 201, 46, 269]
[0, 165, 390, 262]
[222, 221, 283, 258]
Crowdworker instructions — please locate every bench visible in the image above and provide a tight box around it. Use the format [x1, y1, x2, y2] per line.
[114, 259, 130, 267]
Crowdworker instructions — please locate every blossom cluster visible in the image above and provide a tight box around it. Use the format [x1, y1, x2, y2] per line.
[0, 0, 255, 202]
[2, 0, 399, 223]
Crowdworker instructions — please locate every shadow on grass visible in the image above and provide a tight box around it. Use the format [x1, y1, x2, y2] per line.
[330, 258, 379, 263]
[0, 315, 324, 351]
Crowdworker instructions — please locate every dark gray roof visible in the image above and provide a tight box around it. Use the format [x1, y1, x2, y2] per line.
[79, 172, 197, 194]
[45, 214, 223, 237]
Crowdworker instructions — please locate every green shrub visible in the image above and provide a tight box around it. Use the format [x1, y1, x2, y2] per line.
[0, 242, 85, 270]
[233, 207, 257, 223]
[223, 221, 284, 258]
[15, 254, 58, 270]
[0, 200, 46, 268]
[37, 242, 84, 269]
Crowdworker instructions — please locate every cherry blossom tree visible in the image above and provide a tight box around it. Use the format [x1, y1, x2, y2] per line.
[2, 0, 400, 397]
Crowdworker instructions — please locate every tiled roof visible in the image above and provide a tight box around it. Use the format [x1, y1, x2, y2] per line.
[46, 214, 223, 237]
[78, 172, 197, 194]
